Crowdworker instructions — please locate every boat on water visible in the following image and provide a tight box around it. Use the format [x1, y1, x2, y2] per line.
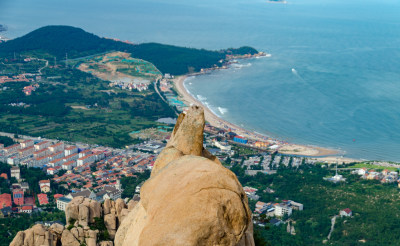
[268, 0, 287, 4]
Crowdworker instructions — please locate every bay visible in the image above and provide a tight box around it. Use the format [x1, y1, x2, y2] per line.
[1, 0, 400, 160]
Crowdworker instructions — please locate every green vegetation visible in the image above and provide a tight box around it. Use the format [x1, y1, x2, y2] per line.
[346, 162, 398, 172]
[120, 170, 150, 198]
[0, 64, 175, 147]
[0, 135, 15, 147]
[231, 164, 400, 245]
[0, 211, 65, 246]
[90, 217, 110, 241]
[0, 58, 46, 74]
[0, 25, 258, 75]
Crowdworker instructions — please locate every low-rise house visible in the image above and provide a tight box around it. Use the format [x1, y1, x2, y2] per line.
[54, 194, 64, 201]
[20, 205, 33, 213]
[66, 189, 97, 201]
[39, 180, 51, 193]
[20, 182, 29, 192]
[243, 186, 259, 201]
[11, 166, 21, 180]
[57, 197, 72, 211]
[0, 173, 7, 180]
[13, 189, 24, 206]
[96, 186, 122, 201]
[269, 218, 282, 226]
[0, 193, 12, 209]
[7, 155, 20, 165]
[47, 167, 58, 175]
[37, 193, 49, 205]
[340, 208, 352, 217]
[0, 206, 12, 217]
[289, 201, 304, 211]
[255, 201, 269, 214]
[357, 168, 368, 176]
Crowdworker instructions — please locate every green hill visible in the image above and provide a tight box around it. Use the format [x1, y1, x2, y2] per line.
[0, 25, 258, 75]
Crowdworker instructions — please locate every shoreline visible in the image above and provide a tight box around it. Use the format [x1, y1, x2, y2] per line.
[172, 74, 360, 163]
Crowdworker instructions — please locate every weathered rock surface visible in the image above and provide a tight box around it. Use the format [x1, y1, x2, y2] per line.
[66, 196, 102, 226]
[115, 106, 254, 246]
[61, 229, 80, 246]
[10, 224, 64, 246]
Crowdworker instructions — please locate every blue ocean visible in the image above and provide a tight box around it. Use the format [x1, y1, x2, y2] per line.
[1, 0, 400, 161]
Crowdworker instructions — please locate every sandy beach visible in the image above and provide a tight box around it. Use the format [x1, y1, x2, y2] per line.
[173, 75, 360, 162]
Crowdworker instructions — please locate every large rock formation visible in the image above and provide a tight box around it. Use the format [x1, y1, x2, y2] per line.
[10, 224, 64, 246]
[66, 196, 102, 226]
[115, 106, 254, 246]
[10, 105, 254, 246]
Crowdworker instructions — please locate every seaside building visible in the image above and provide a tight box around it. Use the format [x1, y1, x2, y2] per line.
[233, 136, 248, 144]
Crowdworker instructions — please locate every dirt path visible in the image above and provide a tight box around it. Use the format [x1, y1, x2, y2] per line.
[327, 215, 338, 240]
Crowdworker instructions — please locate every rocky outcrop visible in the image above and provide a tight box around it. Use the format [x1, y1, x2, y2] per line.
[115, 106, 254, 246]
[10, 224, 63, 246]
[11, 105, 254, 246]
[102, 198, 130, 239]
[66, 196, 102, 226]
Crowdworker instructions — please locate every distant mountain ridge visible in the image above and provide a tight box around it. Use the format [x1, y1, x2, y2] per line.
[0, 25, 259, 75]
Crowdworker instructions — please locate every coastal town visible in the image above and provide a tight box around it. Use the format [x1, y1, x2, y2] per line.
[1, 28, 400, 245]
[1, 54, 400, 222]
[1, 112, 400, 223]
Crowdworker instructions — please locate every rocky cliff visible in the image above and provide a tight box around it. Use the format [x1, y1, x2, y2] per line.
[10, 105, 254, 246]
[115, 106, 254, 246]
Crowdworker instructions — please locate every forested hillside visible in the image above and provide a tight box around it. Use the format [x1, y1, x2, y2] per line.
[0, 26, 258, 75]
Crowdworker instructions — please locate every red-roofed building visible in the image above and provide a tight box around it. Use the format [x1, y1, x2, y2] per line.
[13, 189, 24, 206]
[37, 193, 49, 205]
[54, 194, 64, 201]
[20, 205, 33, 213]
[0, 173, 7, 180]
[49, 142, 64, 153]
[34, 141, 50, 151]
[4, 144, 20, 155]
[39, 180, 51, 193]
[0, 193, 12, 209]
[24, 196, 35, 207]
[340, 208, 352, 217]
[19, 146, 34, 157]
[20, 140, 34, 149]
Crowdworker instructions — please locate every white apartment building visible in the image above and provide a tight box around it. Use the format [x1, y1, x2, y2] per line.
[34, 141, 50, 151]
[49, 142, 64, 153]
[57, 197, 72, 211]
[274, 204, 293, 217]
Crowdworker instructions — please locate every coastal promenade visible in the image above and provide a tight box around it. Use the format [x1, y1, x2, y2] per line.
[173, 75, 359, 163]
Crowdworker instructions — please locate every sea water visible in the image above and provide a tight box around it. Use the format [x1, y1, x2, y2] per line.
[1, 0, 400, 161]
